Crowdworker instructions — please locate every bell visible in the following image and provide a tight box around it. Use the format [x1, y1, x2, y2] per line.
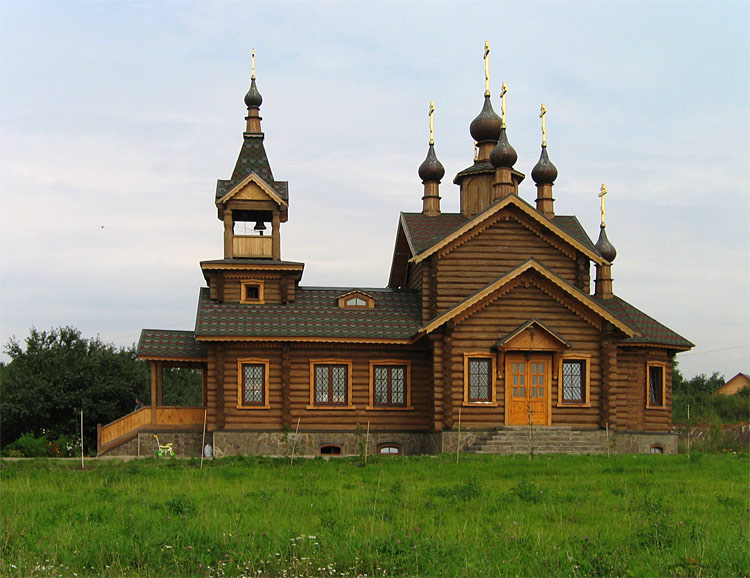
[253, 220, 267, 235]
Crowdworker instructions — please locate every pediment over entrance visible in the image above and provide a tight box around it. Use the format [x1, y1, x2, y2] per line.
[495, 319, 569, 352]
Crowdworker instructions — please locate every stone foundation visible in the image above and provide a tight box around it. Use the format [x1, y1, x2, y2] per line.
[212, 430, 431, 457]
[100, 428, 679, 457]
[613, 431, 679, 454]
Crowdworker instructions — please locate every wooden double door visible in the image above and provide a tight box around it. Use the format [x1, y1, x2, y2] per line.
[506, 353, 551, 425]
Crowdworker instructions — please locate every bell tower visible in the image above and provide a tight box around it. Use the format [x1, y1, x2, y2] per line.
[215, 50, 288, 260]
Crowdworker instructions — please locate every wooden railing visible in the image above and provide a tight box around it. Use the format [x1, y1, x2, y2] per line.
[97, 406, 205, 454]
[233, 235, 272, 258]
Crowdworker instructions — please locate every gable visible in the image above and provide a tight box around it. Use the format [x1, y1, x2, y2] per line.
[217, 172, 288, 208]
[417, 259, 634, 338]
[409, 195, 604, 266]
[495, 319, 570, 351]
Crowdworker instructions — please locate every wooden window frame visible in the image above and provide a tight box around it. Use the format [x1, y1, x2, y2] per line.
[463, 353, 497, 406]
[557, 355, 591, 407]
[337, 291, 375, 309]
[319, 444, 343, 456]
[377, 443, 402, 455]
[240, 280, 265, 304]
[367, 361, 413, 410]
[646, 362, 667, 409]
[236, 358, 271, 409]
[307, 360, 355, 409]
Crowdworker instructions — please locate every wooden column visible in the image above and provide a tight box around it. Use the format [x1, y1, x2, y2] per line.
[156, 361, 164, 406]
[422, 182, 441, 216]
[150, 361, 158, 424]
[281, 343, 291, 428]
[272, 210, 281, 260]
[223, 210, 234, 259]
[535, 183, 554, 218]
[443, 321, 455, 429]
[216, 347, 225, 429]
[600, 325, 618, 429]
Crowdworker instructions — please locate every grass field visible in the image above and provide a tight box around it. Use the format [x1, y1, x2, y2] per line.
[1, 453, 748, 578]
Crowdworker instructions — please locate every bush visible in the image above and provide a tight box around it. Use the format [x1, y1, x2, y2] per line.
[2, 433, 50, 457]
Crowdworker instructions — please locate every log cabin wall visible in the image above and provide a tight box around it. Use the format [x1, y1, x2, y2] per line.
[615, 348, 672, 433]
[204, 342, 433, 433]
[434, 210, 581, 315]
[447, 283, 606, 429]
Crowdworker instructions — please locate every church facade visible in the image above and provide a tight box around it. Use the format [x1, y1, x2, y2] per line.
[98, 52, 692, 457]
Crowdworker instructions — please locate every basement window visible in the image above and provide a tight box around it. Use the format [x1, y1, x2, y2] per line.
[650, 445, 664, 454]
[320, 445, 342, 456]
[378, 444, 402, 455]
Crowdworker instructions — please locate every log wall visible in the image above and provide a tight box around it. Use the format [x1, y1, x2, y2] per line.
[435, 210, 581, 315]
[204, 343, 433, 432]
[446, 284, 605, 429]
[616, 348, 673, 432]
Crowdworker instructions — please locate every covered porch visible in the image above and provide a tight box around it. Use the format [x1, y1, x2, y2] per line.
[97, 330, 208, 455]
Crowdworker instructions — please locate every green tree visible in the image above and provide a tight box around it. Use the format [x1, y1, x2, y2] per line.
[0, 327, 150, 451]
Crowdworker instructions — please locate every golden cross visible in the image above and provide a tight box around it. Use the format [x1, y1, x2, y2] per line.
[599, 184, 608, 227]
[251, 49, 256, 80]
[483, 41, 490, 95]
[500, 82, 508, 128]
[540, 104, 548, 147]
[429, 101, 435, 145]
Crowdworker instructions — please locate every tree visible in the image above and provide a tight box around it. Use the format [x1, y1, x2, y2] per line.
[0, 327, 150, 451]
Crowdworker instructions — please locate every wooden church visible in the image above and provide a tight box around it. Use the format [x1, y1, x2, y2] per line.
[98, 48, 693, 457]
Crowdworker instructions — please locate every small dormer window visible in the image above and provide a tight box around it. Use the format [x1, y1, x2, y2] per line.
[337, 290, 375, 309]
[240, 281, 265, 304]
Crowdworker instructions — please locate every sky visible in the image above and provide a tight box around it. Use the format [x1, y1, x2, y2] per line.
[1, 0, 748, 380]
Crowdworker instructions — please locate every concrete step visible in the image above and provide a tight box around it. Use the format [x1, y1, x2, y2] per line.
[467, 426, 608, 455]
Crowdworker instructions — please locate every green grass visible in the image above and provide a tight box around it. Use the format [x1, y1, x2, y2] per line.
[1, 454, 748, 577]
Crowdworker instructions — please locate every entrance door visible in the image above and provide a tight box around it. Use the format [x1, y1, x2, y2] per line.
[506, 353, 550, 425]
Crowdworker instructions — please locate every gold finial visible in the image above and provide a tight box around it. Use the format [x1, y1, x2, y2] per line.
[483, 41, 491, 96]
[599, 184, 608, 227]
[429, 101, 435, 145]
[500, 82, 508, 128]
[540, 104, 548, 147]
[251, 49, 256, 80]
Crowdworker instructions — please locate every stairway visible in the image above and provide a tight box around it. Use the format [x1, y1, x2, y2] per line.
[468, 426, 608, 455]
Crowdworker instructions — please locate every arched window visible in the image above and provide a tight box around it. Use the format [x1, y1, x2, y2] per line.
[319, 445, 342, 456]
[650, 444, 664, 454]
[377, 444, 402, 455]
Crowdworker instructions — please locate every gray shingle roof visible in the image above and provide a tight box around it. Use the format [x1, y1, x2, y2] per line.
[138, 330, 207, 360]
[195, 287, 422, 341]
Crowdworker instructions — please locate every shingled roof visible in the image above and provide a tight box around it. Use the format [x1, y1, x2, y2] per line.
[195, 286, 422, 341]
[138, 329, 207, 360]
[593, 296, 694, 349]
[401, 212, 468, 255]
[215, 134, 288, 201]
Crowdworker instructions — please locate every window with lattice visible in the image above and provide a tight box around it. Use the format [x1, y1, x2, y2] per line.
[314, 364, 348, 405]
[373, 365, 406, 406]
[237, 359, 269, 409]
[467, 357, 492, 403]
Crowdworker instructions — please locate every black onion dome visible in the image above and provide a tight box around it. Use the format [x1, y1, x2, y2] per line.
[595, 225, 617, 262]
[489, 127, 518, 168]
[244, 78, 263, 108]
[418, 143, 445, 183]
[469, 95, 502, 143]
[531, 145, 558, 184]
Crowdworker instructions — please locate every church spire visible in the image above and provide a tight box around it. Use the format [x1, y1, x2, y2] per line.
[595, 184, 617, 299]
[469, 42, 502, 162]
[419, 101, 445, 216]
[531, 104, 558, 217]
[244, 49, 263, 134]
